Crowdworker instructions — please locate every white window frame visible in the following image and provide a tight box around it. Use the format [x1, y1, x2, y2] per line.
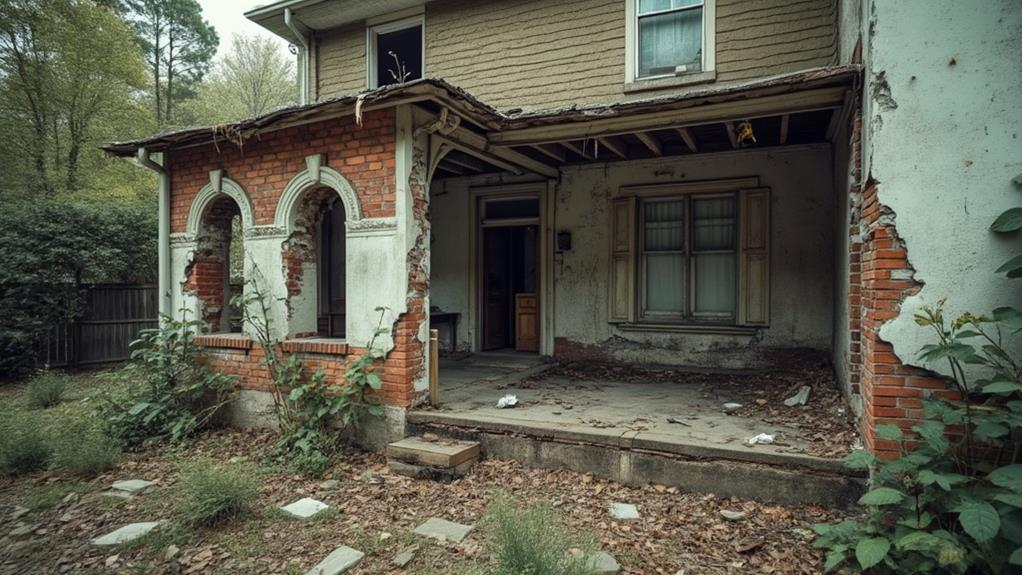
[366, 14, 425, 89]
[625, 0, 716, 84]
[638, 192, 737, 324]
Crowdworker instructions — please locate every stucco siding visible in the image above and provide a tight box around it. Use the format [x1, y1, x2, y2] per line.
[315, 0, 838, 110]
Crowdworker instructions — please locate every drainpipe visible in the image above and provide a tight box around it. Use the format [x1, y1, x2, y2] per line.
[136, 147, 171, 321]
[284, 7, 310, 105]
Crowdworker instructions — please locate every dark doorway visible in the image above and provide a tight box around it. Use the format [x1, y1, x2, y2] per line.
[482, 225, 538, 351]
[318, 197, 346, 337]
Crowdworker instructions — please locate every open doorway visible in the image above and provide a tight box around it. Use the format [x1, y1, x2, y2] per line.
[479, 196, 540, 352]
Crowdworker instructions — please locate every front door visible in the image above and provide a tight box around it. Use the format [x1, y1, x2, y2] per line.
[480, 222, 539, 351]
[482, 227, 511, 350]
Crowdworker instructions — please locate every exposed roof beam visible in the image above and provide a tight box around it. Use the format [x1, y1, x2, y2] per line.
[779, 114, 790, 145]
[596, 136, 627, 159]
[440, 126, 559, 178]
[635, 132, 663, 156]
[560, 140, 594, 160]
[676, 127, 698, 153]
[444, 153, 486, 172]
[530, 144, 566, 163]
[725, 122, 739, 149]
[436, 163, 465, 176]
[488, 87, 847, 147]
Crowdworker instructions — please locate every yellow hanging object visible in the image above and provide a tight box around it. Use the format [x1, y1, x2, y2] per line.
[737, 120, 756, 146]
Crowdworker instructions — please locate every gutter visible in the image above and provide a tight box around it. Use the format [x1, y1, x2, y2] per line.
[284, 7, 310, 105]
[136, 148, 171, 321]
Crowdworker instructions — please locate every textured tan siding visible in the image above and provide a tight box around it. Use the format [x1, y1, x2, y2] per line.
[315, 0, 837, 111]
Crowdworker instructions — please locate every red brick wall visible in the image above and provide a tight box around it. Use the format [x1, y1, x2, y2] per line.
[167, 110, 396, 233]
[853, 180, 959, 458]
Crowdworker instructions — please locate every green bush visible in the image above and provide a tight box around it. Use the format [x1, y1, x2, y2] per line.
[483, 495, 597, 575]
[0, 413, 52, 475]
[176, 460, 260, 528]
[50, 416, 119, 476]
[102, 313, 236, 447]
[26, 371, 68, 408]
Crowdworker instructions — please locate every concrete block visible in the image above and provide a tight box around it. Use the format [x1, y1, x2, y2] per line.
[110, 480, 155, 494]
[305, 545, 364, 575]
[413, 518, 473, 543]
[609, 503, 639, 520]
[280, 497, 329, 519]
[591, 551, 620, 574]
[387, 437, 480, 468]
[91, 522, 161, 546]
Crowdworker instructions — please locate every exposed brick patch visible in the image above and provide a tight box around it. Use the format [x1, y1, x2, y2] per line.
[183, 197, 239, 332]
[194, 335, 253, 350]
[280, 339, 349, 355]
[852, 180, 959, 458]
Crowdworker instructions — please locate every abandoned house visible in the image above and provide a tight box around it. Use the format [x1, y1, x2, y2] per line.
[105, 0, 1022, 503]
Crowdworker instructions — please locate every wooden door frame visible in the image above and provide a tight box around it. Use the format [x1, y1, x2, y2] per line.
[468, 182, 553, 355]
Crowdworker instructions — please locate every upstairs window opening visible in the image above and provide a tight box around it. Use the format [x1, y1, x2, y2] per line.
[369, 16, 424, 88]
[637, 0, 705, 79]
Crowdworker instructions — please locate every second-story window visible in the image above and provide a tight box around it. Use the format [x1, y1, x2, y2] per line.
[368, 16, 423, 88]
[637, 0, 704, 79]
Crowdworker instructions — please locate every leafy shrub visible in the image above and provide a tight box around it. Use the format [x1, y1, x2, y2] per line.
[176, 460, 260, 528]
[26, 371, 68, 408]
[235, 272, 385, 476]
[813, 300, 1022, 573]
[483, 495, 597, 575]
[50, 416, 119, 476]
[102, 313, 236, 447]
[0, 413, 52, 475]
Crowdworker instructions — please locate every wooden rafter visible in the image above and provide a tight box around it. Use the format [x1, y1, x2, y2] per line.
[725, 122, 739, 149]
[635, 132, 663, 156]
[560, 140, 594, 160]
[530, 144, 566, 163]
[676, 127, 698, 153]
[779, 114, 790, 145]
[596, 136, 627, 159]
[436, 162, 466, 176]
[444, 153, 486, 172]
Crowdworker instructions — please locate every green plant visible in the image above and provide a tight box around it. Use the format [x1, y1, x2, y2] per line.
[102, 311, 236, 447]
[21, 482, 85, 510]
[234, 269, 385, 476]
[25, 371, 68, 408]
[483, 494, 598, 575]
[0, 412, 52, 475]
[176, 459, 260, 528]
[50, 416, 120, 476]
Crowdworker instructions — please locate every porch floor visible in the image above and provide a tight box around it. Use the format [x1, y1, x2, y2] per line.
[418, 353, 858, 463]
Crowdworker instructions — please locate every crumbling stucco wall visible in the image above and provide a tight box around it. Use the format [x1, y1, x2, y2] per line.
[862, 0, 1022, 373]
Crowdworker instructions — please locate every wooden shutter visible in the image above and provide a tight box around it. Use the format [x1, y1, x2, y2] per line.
[609, 196, 636, 323]
[738, 188, 770, 326]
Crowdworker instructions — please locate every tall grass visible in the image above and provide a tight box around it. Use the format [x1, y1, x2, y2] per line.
[484, 494, 597, 575]
[50, 416, 120, 476]
[0, 413, 52, 475]
[26, 371, 68, 409]
[176, 460, 260, 528]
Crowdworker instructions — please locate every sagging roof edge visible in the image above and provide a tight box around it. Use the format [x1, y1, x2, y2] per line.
[101, 65, 860, 158]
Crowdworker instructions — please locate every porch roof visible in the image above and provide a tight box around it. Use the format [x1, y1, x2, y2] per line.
[102, 65, 859, 164]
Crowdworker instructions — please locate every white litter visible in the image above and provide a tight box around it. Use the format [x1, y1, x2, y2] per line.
[496, 394, 519, 409]
[747, 433, 775, 446]
[783, 385, 812, 407]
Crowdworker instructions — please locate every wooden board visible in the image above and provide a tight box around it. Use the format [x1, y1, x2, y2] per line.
[386, 437, 480, 468]
[514, 293, 538, 352]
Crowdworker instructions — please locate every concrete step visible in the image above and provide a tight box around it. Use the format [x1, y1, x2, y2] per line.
[386, 435, 480, 481]
[406, 412, 866, 508]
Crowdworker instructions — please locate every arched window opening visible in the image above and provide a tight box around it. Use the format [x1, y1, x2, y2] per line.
[319, 196, 346, 337]
[283, 187, 346, 339]
[187, 196, 244, 333]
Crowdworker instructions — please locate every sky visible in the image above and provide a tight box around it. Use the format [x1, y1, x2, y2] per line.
[196, 0, 291, 59]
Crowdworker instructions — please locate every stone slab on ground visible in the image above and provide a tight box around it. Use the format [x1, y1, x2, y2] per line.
[386, 437, 480, 468]
[305, 545, 364, 575]
[91, 522, 161, 546]
[110, 479, 155, 494]
[392, 544, 418, 568]
[280, 497, 329, 519]
[412, 518, 474, 543]
[592, 551, 621, 574]
[609, 502, 639, 520]
[387, 458, 476, 481]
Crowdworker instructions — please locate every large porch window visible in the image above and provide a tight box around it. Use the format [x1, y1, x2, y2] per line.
[640, 194, 736, 322]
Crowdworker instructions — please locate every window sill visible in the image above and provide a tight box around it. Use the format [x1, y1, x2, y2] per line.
[623, 71, 717, 95]
[195, 334, 253, 350]
[281, 338, 349, 355]
[615, 322, 758, 336]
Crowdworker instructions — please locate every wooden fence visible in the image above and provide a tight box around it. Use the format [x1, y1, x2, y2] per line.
[40, 284, 158, 367]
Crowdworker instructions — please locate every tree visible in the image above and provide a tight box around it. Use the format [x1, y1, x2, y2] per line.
[0, 0, 150, 196]
[179, 34, 296, 125]
[122, 0, 218, 126]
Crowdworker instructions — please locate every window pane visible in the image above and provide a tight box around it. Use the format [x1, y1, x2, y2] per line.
[484, 197, 539, 220]
[692, 196, 736, 251]
[376, 25, 422, 87]
[645, 254, 685, 313]
[693, 253, 736, 315]
[639, 0, 701, 14]
[643, 200, 684, 251]
[638, 8, 702, 77]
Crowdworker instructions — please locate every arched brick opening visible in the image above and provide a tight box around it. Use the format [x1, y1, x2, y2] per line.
[184, 196, 245, 333]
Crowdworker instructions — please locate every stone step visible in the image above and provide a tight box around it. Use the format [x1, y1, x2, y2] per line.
[387, 436, 480, 468]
